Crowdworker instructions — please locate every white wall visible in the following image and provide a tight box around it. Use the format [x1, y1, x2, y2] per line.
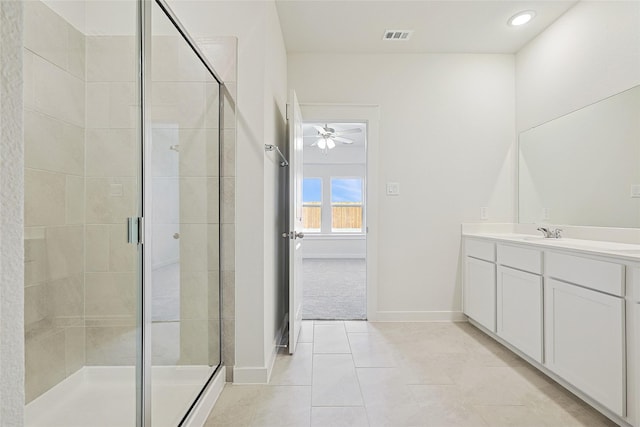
[0, 1, 25, 424]
[262, 1, 288, 377]
[168, 0, 288, 382]
[289, 54, 515, 319]
[516, 1, 640, 132]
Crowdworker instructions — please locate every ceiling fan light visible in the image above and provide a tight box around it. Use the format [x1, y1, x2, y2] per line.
[327, 138, 336, 149]
[317, 138, 326, 150]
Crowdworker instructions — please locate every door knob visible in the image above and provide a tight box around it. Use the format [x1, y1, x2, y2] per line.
[173, 233, 180, 239]
[282, 231, 305, 239]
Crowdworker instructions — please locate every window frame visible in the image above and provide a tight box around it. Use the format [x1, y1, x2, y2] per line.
[302, 177, 323, 233]
[329, 176, 365, 235]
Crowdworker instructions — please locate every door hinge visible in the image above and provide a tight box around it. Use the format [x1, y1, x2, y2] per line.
[127, 217, 144, 245]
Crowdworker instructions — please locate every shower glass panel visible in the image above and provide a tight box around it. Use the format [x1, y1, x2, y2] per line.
[23, 0, 142, 426]
[149, 2, 222, 425]
[23, 0, 223, 425]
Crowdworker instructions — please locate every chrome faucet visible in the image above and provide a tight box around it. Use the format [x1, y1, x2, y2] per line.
[537, 227, 563, 239]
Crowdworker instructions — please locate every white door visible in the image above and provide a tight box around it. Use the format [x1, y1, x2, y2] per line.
[288, 90, 304, 354]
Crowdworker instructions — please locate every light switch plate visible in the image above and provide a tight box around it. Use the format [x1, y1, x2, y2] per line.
[480, 207, 488, 220]
[386, 182, 400, 196]
[631, 185, 640, 198]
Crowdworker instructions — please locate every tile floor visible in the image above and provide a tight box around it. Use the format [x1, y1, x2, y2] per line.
[204, 321, 617, 427]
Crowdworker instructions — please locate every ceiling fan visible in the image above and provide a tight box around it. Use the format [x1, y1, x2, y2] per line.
[310, 124, 362, 153]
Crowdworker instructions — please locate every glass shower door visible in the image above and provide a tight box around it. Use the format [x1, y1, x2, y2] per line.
[147, 2, 222, 425]
[23, 0, 142, 425]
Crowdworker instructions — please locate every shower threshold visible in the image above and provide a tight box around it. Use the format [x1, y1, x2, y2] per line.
[25, 365, 214, 427]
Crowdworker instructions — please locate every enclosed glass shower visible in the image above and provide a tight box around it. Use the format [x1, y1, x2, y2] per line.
[23, 0, 224, 425]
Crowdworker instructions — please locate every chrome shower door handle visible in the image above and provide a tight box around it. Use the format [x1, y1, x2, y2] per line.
[295, 231, 304, 239]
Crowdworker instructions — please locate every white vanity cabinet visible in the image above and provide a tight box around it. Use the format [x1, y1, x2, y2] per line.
[545, 277, 625, 416]
[463, 239, 496, 332]
[462, 233, 637, 426]
[496, 244, 543, 363]
[544, 252, 626, 417]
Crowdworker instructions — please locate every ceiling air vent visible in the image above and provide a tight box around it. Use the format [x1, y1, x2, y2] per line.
[382, 30, 413, 41]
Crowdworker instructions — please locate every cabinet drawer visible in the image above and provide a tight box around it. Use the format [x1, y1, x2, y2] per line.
[497, 244, 542, 274]
[465, 238, 495, 262]
[546, 252, 625, 296]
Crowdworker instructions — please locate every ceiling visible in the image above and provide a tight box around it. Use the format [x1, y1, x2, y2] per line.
[275, 0, 577, 54]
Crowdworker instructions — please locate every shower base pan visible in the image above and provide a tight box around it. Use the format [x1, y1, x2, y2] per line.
[25, 365, 214, 427]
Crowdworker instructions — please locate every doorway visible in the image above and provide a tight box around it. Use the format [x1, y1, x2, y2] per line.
[301, 122, 368, 320]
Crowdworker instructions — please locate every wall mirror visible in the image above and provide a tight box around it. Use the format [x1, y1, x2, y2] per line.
[518, 85, 640, 228]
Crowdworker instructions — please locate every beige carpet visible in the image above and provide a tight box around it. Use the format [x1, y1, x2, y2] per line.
[302, 258, 366, 320]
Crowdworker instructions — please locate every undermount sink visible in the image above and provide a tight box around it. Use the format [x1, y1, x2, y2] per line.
[521, 236, 563, 242]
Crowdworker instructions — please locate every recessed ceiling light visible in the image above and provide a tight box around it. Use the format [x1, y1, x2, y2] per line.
[508, 10, 536, 26]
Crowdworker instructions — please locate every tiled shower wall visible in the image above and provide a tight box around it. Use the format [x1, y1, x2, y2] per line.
[83, 33, 139, 366]
[23, 0, 86, 403]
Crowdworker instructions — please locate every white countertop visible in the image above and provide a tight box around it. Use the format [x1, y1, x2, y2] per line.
[463, 231, 640, 262]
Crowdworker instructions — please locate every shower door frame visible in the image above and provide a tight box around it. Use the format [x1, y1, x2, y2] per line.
[139, 1, 225, 425]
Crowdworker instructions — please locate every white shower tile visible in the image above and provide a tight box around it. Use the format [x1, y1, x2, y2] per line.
[85, 129, 137, 177]
[33, 54, 85, 127]
[25, 111, 84, 176]
[65, 176, 84, 225]
[85, 272, 136, 318]
[85, 177, 137, 224]
[179, 177, 208, 224]
[86, 36, 136, 83]
[85, 225, 109, 272]
[67, 25, 85, 80]
[24, 0, 68, 71]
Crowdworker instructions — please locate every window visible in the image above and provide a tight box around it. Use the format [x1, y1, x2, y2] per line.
[302, 178, 322, 232]
[331, 178, 363, 233]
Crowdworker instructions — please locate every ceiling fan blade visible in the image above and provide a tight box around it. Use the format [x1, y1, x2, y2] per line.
[326, 138, 336, 149]
[310, 141, 318, 147]
[314, 125, 327, 134]
[334, 128, 362, 136]
[333, 136, 354, 144]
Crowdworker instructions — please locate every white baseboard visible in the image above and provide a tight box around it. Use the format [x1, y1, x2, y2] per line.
[182, 366, 226, 427]
[266, 313, 288, 382]
[368, 310, 466, 322]
[232, 366, 269, 384]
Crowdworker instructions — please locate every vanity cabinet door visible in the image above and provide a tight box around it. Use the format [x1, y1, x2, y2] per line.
[464, 257, 496, 332]
[497, 266, 543, 363]
[545, 278, 625, 417]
